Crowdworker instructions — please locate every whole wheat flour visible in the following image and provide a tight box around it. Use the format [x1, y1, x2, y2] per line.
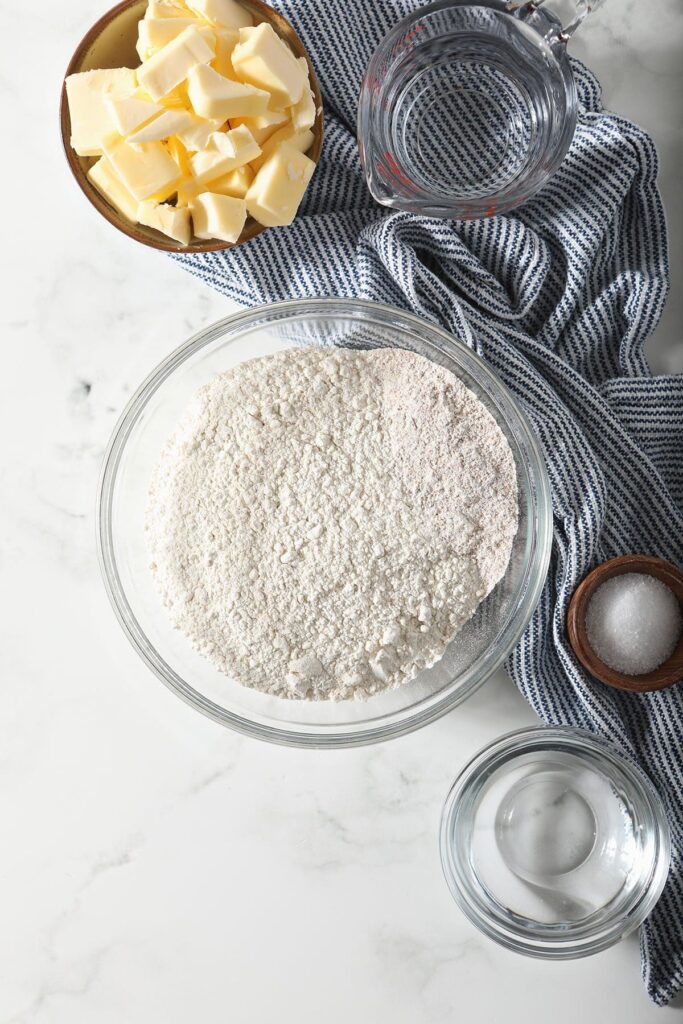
[146, 347, 518, 700]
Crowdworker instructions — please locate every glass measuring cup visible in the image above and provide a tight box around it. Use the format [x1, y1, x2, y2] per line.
[358, 0, 606, 219]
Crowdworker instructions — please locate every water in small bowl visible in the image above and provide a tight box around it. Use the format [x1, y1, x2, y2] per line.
[441, 727, 671, 956]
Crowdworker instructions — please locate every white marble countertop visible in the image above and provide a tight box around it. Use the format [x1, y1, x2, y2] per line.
[2, 1, 682, 1021]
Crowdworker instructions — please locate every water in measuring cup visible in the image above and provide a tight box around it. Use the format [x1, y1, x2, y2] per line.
[364, 2, 576, 215]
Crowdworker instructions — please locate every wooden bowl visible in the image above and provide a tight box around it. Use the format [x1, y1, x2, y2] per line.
[60, 0, 324, 252]
[567, 555, 683, 693]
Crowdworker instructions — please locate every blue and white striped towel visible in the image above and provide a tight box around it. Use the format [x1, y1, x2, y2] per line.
[175, 0, 683, 1004]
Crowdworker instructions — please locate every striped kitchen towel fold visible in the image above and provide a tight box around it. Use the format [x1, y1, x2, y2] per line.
[174, 0, 683, 1004]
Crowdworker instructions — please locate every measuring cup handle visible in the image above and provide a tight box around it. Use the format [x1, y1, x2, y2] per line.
[506, 0, 606, 42]
[557, 0, 607, 41]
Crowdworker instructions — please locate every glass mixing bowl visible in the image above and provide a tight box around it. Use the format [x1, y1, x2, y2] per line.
[97, 298, 552, 747]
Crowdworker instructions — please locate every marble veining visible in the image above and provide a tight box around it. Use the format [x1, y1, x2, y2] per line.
[2, 1, 682, 1021]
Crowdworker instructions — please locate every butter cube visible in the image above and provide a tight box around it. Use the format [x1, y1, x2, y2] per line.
[246, 143, 315, 227]
[103, 133, 182, 201]
[66, 68, 137, 156]
[138, 200, 192, 244]
[137, 17, 201, 60]
[175, 112, 225, 151]
[176, 162, 252, 204]
[176, 179, 202, 205]
[187, 0, 253, 29]
[189, 191, 247, 242]
[209, 164, 254, 197]
[106, 93, 164, 135]
[233, 106, 289, 131]
[250, 124, 313, 171]
[145, 1, 191, 18]
[158, 82, 190, 108]
[127, 107, 193, 142]
[88, 156, 139, 222]
[230, 107, 288, 145]
[187, 64, 269, 120]
[189, 124, 260, 182]
[137, 26, 215, 101]
[166, 135, 192, 177]
[137, 27, 151, 63]
[289, 58, 316, 132]
[212, 122, 260, 157]
[231, 23, 306, 108]
[211, 28, 240, 78]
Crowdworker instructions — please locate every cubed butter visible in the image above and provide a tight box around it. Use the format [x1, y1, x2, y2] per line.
[175, 179, 202, 205]
[137, 25, 215, 101]
[187, 0, 253, 29]
[176, 162, 252, 204]
[187, 63, 269, 120]
[106, 93, 163, 135]
[233, 106, 289, 131]
[189, 191, 247, 242]
[231, 23, 305, 108]
[246, 143, 315, 227]
[68, 1, 317, 241]
[289, 58, 316, 132]
[157, 82, 190, 108]
[103, 133, 182, 201]
[145, 1, 191, 18]
[88, 156, 139, 222]
[138, 200, 192, 244]
[250, 123, 313, 171]
[209, 164, 254, 197]
[233, 25, 256, 44]
[166, 135, 192, 177]
[137, 25, 151, 62]
[127, 107, 193, 142]
[66, 68, 137, 156]
[175, 112, 225, 151]
[230, 106, 288, 145]
[137, 17, 201, 60]
[211, 28, 240, 78]
[189, 124, 260, 182]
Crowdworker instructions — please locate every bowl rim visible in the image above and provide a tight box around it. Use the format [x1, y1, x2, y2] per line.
[96, 297, 553, 747]
[60, 0, 324, 253]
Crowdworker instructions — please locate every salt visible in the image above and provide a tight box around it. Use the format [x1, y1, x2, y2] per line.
[585, 572, 682, 676]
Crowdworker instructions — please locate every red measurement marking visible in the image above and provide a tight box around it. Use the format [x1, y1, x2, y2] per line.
[402, 26, 422, 43]
[392, 23, 425, 57]
[384, 151, 415, 190]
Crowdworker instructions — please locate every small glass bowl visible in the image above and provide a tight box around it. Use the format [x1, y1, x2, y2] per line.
[97, 298, 552, 747]
[440, 726, 671, 958]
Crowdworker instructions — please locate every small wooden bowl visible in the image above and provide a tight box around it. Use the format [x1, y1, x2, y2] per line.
[567, 555, 683, 693]
[60, 0, 324, 253]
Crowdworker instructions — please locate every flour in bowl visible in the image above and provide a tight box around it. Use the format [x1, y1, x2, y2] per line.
[146, 347, 518, 700]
